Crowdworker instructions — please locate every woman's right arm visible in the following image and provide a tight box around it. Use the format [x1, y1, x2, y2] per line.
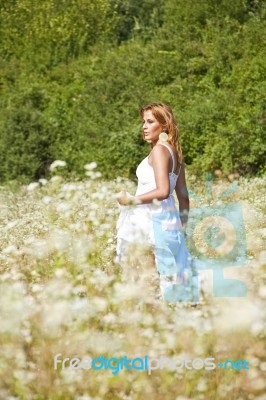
[175, 163, 190, 230]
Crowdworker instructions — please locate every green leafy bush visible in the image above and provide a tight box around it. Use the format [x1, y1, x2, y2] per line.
[0, 0, 265, 182]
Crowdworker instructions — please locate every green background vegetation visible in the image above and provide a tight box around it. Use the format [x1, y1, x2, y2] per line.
[0, 0, 265, 182]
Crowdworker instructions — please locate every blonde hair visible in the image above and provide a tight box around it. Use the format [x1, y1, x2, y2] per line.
[140, 102, 183, 165]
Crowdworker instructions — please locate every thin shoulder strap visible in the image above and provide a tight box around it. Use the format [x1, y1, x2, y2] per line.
[157, 143, 175, 173]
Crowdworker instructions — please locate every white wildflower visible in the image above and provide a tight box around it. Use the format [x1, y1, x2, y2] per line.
[50, 175, 62, 183]
[250, 320, 265, 336]
[69, 235, 92, 263]
[49, 229, 71, 251]
[62, 183, 78, 192]
[54, 268, 67, 278]
[39, 178, 48, 185]
[250, 378, 266, 391]
[91, 297, 108, 312]
[92, 171, 102, 179]
[41, 300, 71, 333]
[113, 282, 140, 302]
[6, 220, 19, 230]
[258, 286, 266, 298]
[56, 202, 72, 213]
[197, 379, 207, 392]
[258, 250, 266, 264]
[29, 238, 51, 259]
[24, 236, 37, 245]
[0, 282, 35, 334]
[27, 182, 39, 191]
[50, 160, 67, 171]
[2, 245, 18, 254]
[13, 370, 36, 384]
[84, 162, 97, 170]
[102, 313, 117, 324]
[31, 284, 43, 293]
[260, 362, 266, 371]
[42, 195, 52, 204]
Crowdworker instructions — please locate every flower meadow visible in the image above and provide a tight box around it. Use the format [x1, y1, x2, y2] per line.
[0, 164, 265, 400]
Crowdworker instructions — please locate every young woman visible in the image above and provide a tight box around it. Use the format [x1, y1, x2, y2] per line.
[116, 102, 198, 302]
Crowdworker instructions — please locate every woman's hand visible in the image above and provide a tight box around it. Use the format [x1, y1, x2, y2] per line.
[117, 190, 141, 206]
[117, 190, 133, 206]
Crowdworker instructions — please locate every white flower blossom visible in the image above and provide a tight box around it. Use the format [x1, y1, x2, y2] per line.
[27, 182, 39, 191]
[50, 160, 67, 171]
[84, 162, 97, 170]
[50, 175, 62, 182]
[39, 178, 48, 185]
[56, 202, 72, 213]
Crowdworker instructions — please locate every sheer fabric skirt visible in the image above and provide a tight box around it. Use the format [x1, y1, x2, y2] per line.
[116, 197, 199, 302]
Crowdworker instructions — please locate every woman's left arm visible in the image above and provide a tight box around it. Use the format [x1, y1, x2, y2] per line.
[175, 163, 189, 229]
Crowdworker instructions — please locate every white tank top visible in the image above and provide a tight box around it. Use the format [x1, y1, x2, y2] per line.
[135, 143, 181, 196]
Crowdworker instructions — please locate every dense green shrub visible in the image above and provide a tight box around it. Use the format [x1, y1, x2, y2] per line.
[0, 0, 265, 182]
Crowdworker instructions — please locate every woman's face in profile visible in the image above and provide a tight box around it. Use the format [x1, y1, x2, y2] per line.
[142, 110, 163, 144]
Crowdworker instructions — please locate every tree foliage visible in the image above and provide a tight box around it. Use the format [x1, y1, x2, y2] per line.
[0, 0, 265, 182]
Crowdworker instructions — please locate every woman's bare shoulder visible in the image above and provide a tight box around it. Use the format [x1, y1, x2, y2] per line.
[150, 143, 171, 161]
